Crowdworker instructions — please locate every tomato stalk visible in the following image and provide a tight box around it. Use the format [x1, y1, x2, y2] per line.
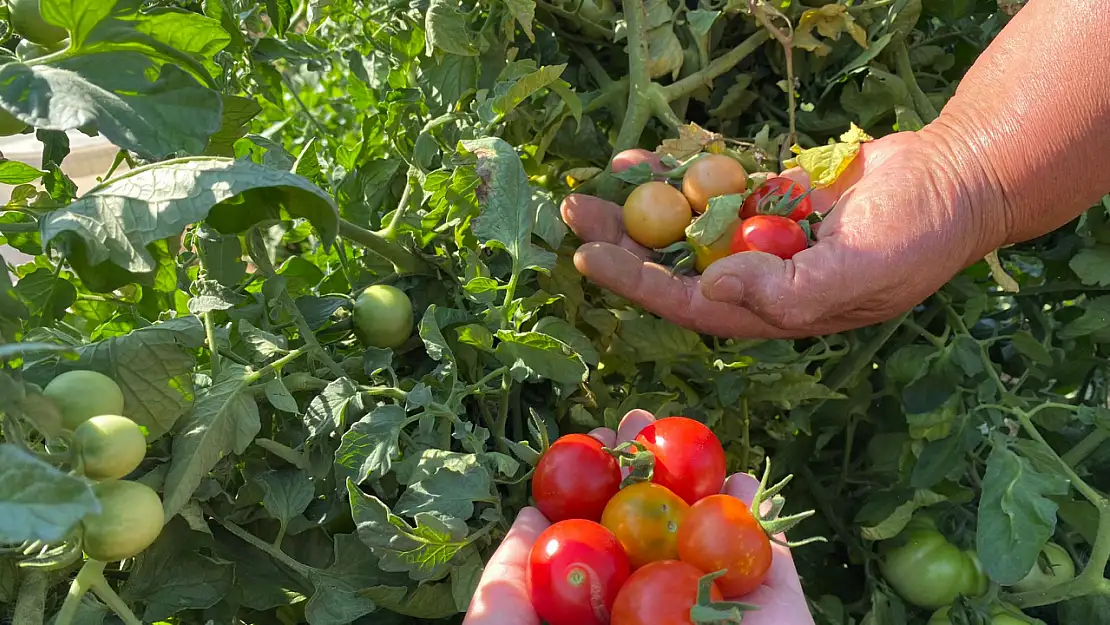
[688, 569, 757, 624]
[750, 459, 826, 548]
[12, 569, 47, 625]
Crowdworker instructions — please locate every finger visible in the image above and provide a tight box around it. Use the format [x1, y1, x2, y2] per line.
[588, 427, 617, 447]
[463, 508, 549, 625]
[615, 409, 656, 444]
[560, 195, 653, 260]
[612, 148, 666, 173]
[572, 242, 795, 338]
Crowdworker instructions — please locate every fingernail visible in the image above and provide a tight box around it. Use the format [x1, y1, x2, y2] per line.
[704, 276, 743, 303]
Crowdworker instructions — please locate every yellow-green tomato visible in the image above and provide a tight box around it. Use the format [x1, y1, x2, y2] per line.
[880, 523, 988, 609]
[622, 181, 693, 249]
[690, 219, 741, 273]
[929, 604, 1043, 625]
[681, 154, 748, 213]
[82, 480, 164, 562]
[352, 284, 414, 349]
[43, 370, 125, 430]
[9, 0, 67, 46]
[73, 415, 147, 481]
[1011, 542, 1075, 594]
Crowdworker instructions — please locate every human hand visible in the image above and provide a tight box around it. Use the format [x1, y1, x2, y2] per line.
[462, 410, 814, 625]
[560, 133, 1005, 338]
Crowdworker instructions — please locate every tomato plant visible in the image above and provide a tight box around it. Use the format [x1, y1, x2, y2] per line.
[8, 0, 66, 46]
[528, 519, 631, 625]
[533, 434, 622, 522]
[634, 417, 726, 505]
[601, 481, 689, 568]
[611, 560, 723, 625]
[880, 521, 988, 609]
[73, 414, 146, 481]
[740, 177, 813, 222]
[682, 154, 748, 214]
[352, 284, 415, 349]
[623, 181, 693, 249]
[81, 480, 164, 562]
[677, 494, 772, 597]
[41, 370, 125, 430]
[731, 215, 807, 259]
[1011, 542, 1075, 594]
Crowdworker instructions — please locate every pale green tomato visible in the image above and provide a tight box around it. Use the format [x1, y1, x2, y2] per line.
[1011, 542, 1075, 594]
[74, 415, 147, 481]
[82, 480, 164, 562]
[929, 604, 1043, 625]
[43, 370, 125, 430]
[352, 284, 414, 349]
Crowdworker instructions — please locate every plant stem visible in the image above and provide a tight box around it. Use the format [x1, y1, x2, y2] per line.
[203, 313, 221, 377]
[54, 560, 107, 625]
[612, 0, 652, 154]
[246, 347, 309, 384]
[1062, 428, 1110, 467]
[893, 40, 939, 123]
[12, 569, 48, 625]
[377, 174, 414, 241]
[89, 574, 141, 625]
[219, 519, 314, 580]
[661, 30, 771, 102]
[535, 0, 615, 39]
[338, 219, 424, 274]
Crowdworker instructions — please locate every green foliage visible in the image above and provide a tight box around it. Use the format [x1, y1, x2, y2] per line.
[0, 1, 1107, 625]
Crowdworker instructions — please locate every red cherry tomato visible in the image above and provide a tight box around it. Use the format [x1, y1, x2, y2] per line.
[677, 495, 773, 597]
[740, 176, 813, 222]
[611, 560, 724, 625]
[532, 434, 621, 522]
[634, 417, 726, 505]
[731, 215, 807, 259]
[528, 519, 632, 625]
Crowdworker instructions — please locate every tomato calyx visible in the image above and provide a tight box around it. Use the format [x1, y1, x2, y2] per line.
[604, 441, 656, 488]
[749, 184, 815, 220]
[688, 569, 757, 624]
[750, 458, 827, 548]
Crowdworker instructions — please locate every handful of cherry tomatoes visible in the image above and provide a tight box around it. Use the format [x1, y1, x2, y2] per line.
[526, 416, 817, 625]
[620, 153, 816, 271]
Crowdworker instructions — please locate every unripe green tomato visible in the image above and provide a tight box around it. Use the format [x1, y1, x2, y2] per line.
[929, 604, 1043, 625]
[82, 480, 164, 562]
[43, 370, 125, 430]
[352, 284, 414, 349]
[73, 415, 147, 481]
[880, 524, 987, 609]
[9, 0, 67, 46]
[1011, 542, 1075, 594]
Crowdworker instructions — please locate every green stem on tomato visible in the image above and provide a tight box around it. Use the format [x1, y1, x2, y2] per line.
[245, 347, 310, 385]
[54, 560, 107, 625]
[88, 573, 141, 625]
[661, 30, 771, 102]
[338, 219, 424, 274]
[219, 519, 315, 580]
[612, 0, 653, 154]
[893, 40, 939, 123]
[12, 569, 48, 625]
[1062, 427, 1110, 468]
[376, 171, 416, 241]
[204, 311, 222, 377]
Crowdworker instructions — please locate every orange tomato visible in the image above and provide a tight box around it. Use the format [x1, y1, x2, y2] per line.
[681, 154, 748, 213]
[623, 182, 693, 249]
[601, 482, 689, 568]
[677, 494, 772, 597]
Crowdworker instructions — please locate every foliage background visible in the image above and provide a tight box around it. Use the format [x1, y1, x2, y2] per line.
[3, 0, 1110, 624]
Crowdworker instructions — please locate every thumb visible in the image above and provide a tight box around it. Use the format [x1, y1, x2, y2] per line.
[699, 248, 827, 331]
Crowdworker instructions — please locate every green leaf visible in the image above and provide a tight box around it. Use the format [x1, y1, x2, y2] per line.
[478, 64, 567, 125]
[859, 490, 947, 541]
[40, 157, 338, 292]
[362, 580, 459, 619]
[306, 377, 365, 441]
[14, 267, 77, 322]
[257, 468, 314, 527]
[1010, 330, 1053, 365]
[305, 571, 379, 625]
[334, 404, 408, 484]
[395, 460, 493, 520]
[425, 0, 479, 56]
[1068, 244, 1110, 286]
[494, 330, 587, 385]
[0, 159, 46, 184]
[1060, 296, 1110, 338]
[348, 481, 471, 581]
[0, 444, 99, 543]
[162, 364, 260, 518]
[976, 442, 1068, 584]
[0, 54, 222, 160]
[688, 194, 744, 246]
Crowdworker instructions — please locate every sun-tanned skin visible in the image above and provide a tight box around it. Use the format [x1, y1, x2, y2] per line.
[561, 0, 1110, 339]
[464, 1, 1110, 622]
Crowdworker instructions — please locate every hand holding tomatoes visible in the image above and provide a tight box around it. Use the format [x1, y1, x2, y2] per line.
[463, 410, 816, 625]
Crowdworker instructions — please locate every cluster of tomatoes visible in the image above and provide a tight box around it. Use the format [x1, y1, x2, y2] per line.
[620, 153, 815, 270]
[525, 417, 773, 625]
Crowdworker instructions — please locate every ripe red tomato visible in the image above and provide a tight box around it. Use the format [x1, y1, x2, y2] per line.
[740, 176, 813, 222]
[677, 494, 772, 597]
[532, 434, 621, 522]
[634, 417, 726, 505]
[611, 560, 724, 625]
[528, 519, 632, 625]
[731, 215, 807, 259]
[600, 482, 689, 568]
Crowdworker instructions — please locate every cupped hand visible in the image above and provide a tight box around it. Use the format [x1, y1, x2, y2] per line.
[561, 134, 1004, 338]
[462, 410, 814, 625]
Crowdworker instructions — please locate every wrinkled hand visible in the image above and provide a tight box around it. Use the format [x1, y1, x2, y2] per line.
[561, 134, 1001, 337]
[462, 410, 814, 625]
